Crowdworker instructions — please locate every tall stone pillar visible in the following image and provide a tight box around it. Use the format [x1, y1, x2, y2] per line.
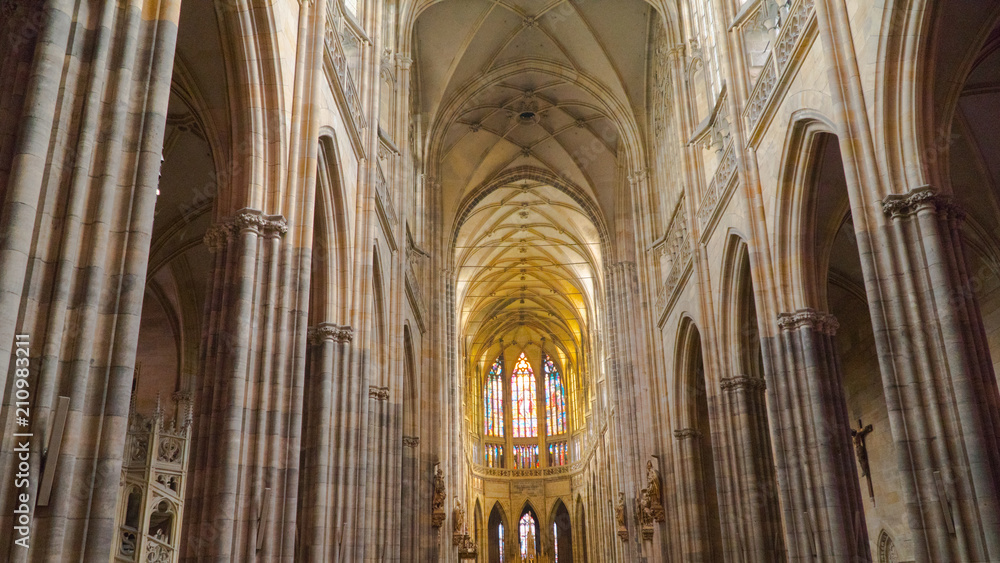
[718, 375, 785, 562]
[770, 310, 869, 562]
[876, 187, 1000, 561]
[298, 323, 353, 560]
[0, 1, 179, 560]
[673, 428, 712, 563]
[181, 210, 297, 562]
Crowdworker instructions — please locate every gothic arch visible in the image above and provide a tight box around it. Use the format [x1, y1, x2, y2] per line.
[877, 0, 1000, 192]
[212, 0, 287, 213]
[575, 495, 589, 563]
[372, 245, 389, 383]
[673, 316, 708, 429]
[718, 233, 752, 372]
[313, 133, 352, 324]
[517, 501, 542, 557]
[672, 316, 724, 561]
[488, 502, 509, 563]
[549, 499, 573, 562]
[773, 111, 842, 312]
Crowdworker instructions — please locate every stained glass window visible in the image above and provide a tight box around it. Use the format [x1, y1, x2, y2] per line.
[548, 442, 569, 466]
[519, 512, 538, 559]
[485, 444, 504, 468]
[484, 357, 504, 437]
[513, 445, 539, 469]
[553, 521, 559, 563]
[543, 354, 567, 435]
[511, 353, 537, 437]
[498, 522, 505, 561]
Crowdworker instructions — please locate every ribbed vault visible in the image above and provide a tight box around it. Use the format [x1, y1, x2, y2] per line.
[454, 175, 603, 368]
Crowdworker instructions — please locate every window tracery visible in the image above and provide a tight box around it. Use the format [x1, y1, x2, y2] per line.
[484, 356, 504, 437]
[511, 353, 537, 438]
[544, 354, 567, 435]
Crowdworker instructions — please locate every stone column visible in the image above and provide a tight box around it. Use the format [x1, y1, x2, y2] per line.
[718, 375, 785, 562]
[364, 383, 391, 562]
[769, 310, 869, 562]
[181, 210, 294, 562]
[673, 428, 712, 562]
[876, 187, 1000, 561]
[400, 435, 421, 556]
[298, 323, 353, 559]
[0, 1, 179, 560]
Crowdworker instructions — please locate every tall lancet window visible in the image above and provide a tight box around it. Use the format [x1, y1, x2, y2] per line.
[511, 353, 537, 438]
[484, 357, 504, 437]
[543, 354, 567, 435]
[519, 512, 538, 560]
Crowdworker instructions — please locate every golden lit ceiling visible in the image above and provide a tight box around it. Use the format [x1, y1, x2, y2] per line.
[412, 0, 655, 368]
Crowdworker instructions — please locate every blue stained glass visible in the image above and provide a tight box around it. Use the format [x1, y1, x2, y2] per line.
[484, 357, 504, 437]
[544, 354, 567, 435]
[512, 353, 537, 438]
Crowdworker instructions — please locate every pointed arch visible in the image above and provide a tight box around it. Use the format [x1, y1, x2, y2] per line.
[517, 502, 541, 560]
[372, 245, 388, 382]
[575, 495, 588, 563]
[488, 502, 509, 563]
[773, 111, 842, 312]
[549, 499, 572, 563]
[672, 316, 724, 560]
[511, 352, 538, 438]
[484, 354, 505, 438]
[212, 0, 286, 213]
[543, 353, 567, 436]
[313, 133, 352, 324]
[474, 499, 485, 555]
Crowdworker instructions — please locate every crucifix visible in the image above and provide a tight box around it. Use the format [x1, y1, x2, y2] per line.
[851, 418, 875, 504]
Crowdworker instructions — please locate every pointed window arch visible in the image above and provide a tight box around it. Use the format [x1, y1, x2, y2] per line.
[518, 509, 540, 560]
[511, 352, 537, 437]
[484, 356, 505, 437]
[543, 354, 567, 435]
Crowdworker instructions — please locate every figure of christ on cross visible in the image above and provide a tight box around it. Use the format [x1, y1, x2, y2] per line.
[851, 418, 875, 504]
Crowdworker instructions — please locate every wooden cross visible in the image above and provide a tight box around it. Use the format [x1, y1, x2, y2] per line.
[851, 418, 875, 504]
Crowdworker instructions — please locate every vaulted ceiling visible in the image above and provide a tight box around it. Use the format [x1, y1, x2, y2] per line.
[413, 0, 656, 369]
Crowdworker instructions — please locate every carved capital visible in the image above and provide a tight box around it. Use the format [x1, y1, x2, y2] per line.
[673, 428, 702, 440]
[231, 209, 288, 236]
[777, 308, 839, 335]
[882, 186, 964, 221]
[403, 436, 420, 448]
[368, 385, 390, 401]
[720, 374, 766, 392]
[627, 168, 648, 186]
[203, 222, 236, 253]
[308, 323, 354, 345]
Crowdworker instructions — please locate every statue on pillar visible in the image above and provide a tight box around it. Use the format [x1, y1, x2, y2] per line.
[636, 488, 654, 540]
[432, 466, 446, 528]
[452, 498, 465, 545]
[646, 459, 665, 522]
[615, 492, 628, 541]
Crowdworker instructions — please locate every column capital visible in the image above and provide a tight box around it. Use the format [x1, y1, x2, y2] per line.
[777, 308, 839, 335]
[403, 436, 420, 448]
[881, 185, 965, 221]
[369, 385, 390, 401]
[720, 374, 766, 392]
[203, 222, 236, 253]
[204, 209, 288, 251]
[307, 322, 354, 345]
[673, 428, 702, 440]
